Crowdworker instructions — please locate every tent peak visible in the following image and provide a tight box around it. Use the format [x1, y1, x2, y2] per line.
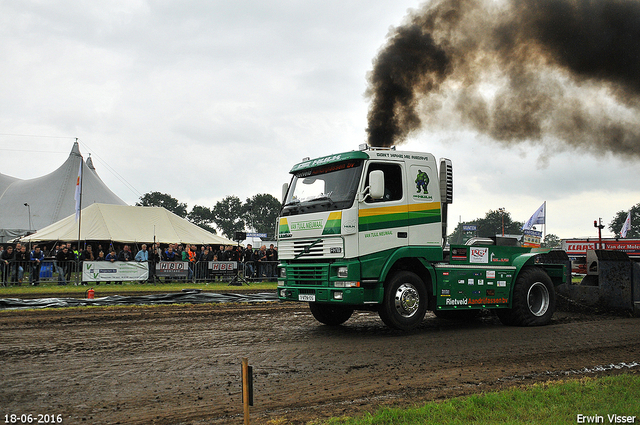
[70, 141, 82, 158]
[86, 154, 95, 171]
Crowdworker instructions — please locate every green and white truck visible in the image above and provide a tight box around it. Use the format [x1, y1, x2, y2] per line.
[276, 145, 569, 330]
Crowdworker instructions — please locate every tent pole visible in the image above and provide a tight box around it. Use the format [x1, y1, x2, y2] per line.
[76, 141, 83, 286]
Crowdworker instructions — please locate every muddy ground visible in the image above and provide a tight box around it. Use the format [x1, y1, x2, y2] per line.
[1, 298, 639, 425]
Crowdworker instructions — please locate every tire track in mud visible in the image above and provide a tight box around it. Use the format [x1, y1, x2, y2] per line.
[0, 304, 638, 424]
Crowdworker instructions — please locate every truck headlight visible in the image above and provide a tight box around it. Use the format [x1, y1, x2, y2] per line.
[279, 268, 286, 278]
[334, 281, 360, 288]
[337, 266, 348, 278]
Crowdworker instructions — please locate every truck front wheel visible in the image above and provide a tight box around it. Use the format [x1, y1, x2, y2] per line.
[498, 267, 556, 326]
[378, 271, 427, 330]
[309, 303, 354, 326]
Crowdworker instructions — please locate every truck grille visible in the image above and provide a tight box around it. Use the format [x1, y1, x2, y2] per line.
[288, 265, 328, 286]
[278, 237, 344, 260]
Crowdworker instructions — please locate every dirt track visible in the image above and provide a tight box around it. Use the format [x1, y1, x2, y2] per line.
[1, 300, 639, 424]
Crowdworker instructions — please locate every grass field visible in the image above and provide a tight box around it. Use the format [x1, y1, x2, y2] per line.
[316, 374, 640, 425]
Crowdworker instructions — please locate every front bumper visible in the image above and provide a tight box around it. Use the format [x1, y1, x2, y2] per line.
[277, 260, 382, 305]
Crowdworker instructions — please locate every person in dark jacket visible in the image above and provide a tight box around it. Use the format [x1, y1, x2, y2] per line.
[30, 246, 44, 285]
[118, 245, 134, 262]
[63, 243, 76, 283]
[55, 246, 69, 285]
[1, 245, 15, 286]
[14, 246, 29, 284]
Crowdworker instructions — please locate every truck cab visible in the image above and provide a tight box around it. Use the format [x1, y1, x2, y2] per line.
[277, 145, 568, 330]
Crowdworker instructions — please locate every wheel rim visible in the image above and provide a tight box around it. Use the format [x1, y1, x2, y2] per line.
[527, 282, 550, 317]
[394, 283, 420, 318]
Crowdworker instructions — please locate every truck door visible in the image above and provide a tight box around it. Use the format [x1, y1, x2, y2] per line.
[358, 161, 408, 258]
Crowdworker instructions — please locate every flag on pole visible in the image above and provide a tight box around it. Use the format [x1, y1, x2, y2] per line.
[521, 202, 545, 231]
[74, 161, 82, 222]
[620, 211, 631, 238]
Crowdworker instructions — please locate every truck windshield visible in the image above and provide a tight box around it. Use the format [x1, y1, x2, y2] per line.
[281, 160, 363, 216]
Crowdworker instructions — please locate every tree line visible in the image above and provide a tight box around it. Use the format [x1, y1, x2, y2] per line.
[449, 202, 640, 247]
[138, 191, 638, 244]
[136, 191, 281, 240]
[446, 209, 562, 248]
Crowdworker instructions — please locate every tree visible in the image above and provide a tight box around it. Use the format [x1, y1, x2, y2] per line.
[541, 233, 561, 248]
[475, 209, 524, 238]
[447, 209, 524, 244]
[212, 196, 246, 239]
[187, 205, 216, 234]
[609, 203, 640, 238]
[136, 191, 187, 218]
[244, 193, 281, 239]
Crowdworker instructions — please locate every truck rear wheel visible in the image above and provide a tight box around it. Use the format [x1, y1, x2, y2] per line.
[309, 303, 354, 326]
[498, 267, 556, 326]
[378, 271, 427, 331]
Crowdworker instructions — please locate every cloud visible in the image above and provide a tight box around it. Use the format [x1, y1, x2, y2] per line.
[1, 0, 638, 239]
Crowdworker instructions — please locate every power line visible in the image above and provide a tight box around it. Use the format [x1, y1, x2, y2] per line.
[76, 138, 143, 199]
[0, 133, 143, 200]
[0, 148, 68, 154]
[0, 133, 75, 139]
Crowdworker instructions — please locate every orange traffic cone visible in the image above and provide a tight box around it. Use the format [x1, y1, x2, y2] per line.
[87, 288, 95, 299]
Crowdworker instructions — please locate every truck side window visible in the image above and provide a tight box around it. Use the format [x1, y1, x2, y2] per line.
[364, 163, 403, 203]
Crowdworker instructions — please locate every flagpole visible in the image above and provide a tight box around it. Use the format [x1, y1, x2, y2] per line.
[543, 201, 546, 243]
[76, 138, 83, 286]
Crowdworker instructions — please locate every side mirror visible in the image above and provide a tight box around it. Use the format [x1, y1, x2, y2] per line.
[281, 183, 289, 203]
[369, 170, 384, 200]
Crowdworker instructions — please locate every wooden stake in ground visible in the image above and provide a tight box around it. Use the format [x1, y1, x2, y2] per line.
[242, 357, 253, 425]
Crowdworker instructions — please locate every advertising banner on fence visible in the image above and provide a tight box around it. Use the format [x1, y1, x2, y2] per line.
[83, 261, 149, 282]
[156, 261, 189, 278]
[209, 261, 237, 276]
[562, 239, 640, 257]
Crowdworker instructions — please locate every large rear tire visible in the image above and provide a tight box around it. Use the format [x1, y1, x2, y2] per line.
[309, 303, 354, 326]
[378, 271, 427, 330]
[498, 267, 556, 326]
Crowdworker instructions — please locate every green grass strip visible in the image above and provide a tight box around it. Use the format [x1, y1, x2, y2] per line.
[319, 374, 640, 425]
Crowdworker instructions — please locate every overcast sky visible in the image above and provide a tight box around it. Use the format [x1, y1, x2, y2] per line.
[1, 0, 639, 240]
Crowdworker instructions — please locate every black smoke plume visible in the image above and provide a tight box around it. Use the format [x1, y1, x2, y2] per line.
[366, 0, 640, 157]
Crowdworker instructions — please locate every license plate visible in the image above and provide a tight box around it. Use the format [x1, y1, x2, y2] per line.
[299, 294, 315, 302]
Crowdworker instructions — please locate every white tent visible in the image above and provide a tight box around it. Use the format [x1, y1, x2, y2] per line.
[0, 142, 126, 241]
[20, 203, 235, 246]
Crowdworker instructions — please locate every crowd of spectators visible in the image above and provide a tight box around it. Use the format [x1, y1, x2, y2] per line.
[0, 241, 278, 286]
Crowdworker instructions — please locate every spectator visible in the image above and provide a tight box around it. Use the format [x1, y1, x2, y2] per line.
[30, 246, 44, 286]
[182, 245, 196, 280]
[105, 249, 118, 262]
[257, 245, 268, 279]
[96, 250, 106, 261]
[149, 243, 162, 283]
[216, 245, 226, 261]
[81, 245, 95, 262]
[118, 245, 134, 262]
[198, 247, 213, 281]
[64, 243, 76, 283]
[163, 246, 177, 261]
[15, 245, 29, 284]
[266, 244, 278, 279]
[135, 244, 149, 262]
[1, 245, 15, 286]
[55, 246, 69, 285]
[244, 244, 255, 279]
[134, 244, 149, 283]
